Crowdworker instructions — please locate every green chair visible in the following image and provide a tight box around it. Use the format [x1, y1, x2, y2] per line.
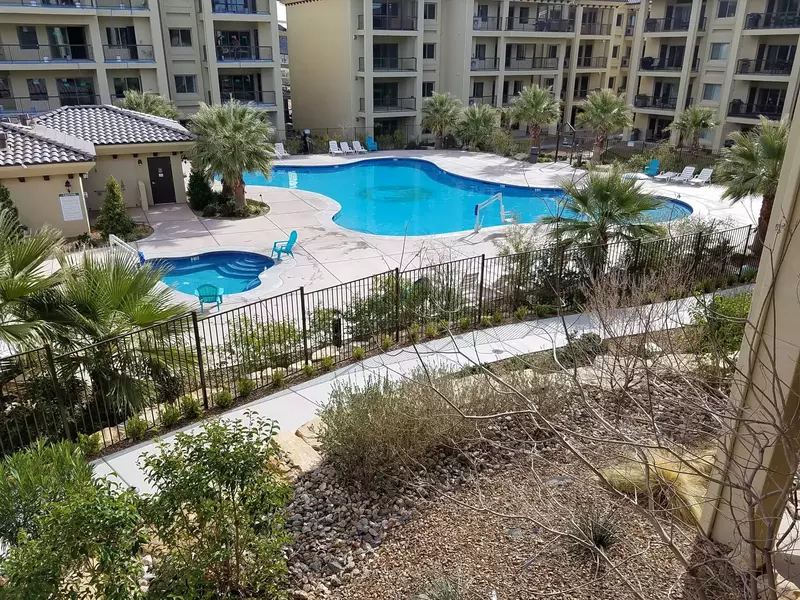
[272, 230, 298, 260]
[195, 284, 224, 312]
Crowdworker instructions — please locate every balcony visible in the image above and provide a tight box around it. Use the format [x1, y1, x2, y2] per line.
[736, 58, 793, 75]
[215, 45, 273, 62]
[96, 0, 148, 7]
[221, 90, 276, 106]
[505, 56, 558, 70]
[473, 16, 502, 31]
[644, 17, 690, 33]
[357, 14, 417, 31]
[102, 44, 154, 62]
[0, 0, 147, 7]
[360, 96, 416, 112]
[633, 94, 677, 110]
[502, 93, 519, 106]
[211, 0, 269, 14]
[469, 95, 496, 106]
[358, 56, 417, 72]
[0, 94, 100, 115]
[744, 12, 800, 29]
[621, 56, 630, 67]
[573, 88, 600, 100]
[576, 56, 607, 68]
[471, 57, 500, 71]
[0, 44, 94, 63]
[580, 23, 611, 35]
[639, 56, 684, 72]
[625, 25, 635, 36]
[505, 17, 574, 32]
[728, 100, 784, 118]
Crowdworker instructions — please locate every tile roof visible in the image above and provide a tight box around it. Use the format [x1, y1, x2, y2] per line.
[0, 122, 95, 167]
[34, 104, 195, 146]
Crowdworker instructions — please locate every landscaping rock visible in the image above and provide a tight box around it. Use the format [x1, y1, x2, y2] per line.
[277, 431, 323, 474]
[296, 418, 325, 451]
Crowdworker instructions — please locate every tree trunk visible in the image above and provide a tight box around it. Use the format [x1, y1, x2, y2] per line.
[233, 178, 247, 209]
[753, 190, 775, 258]
[530, 124, 541, 149]
[690, 135, 700, 163]
[591, 135, 606, 165]
[435, 132, 443, 150]
[221, 180, 233, 198]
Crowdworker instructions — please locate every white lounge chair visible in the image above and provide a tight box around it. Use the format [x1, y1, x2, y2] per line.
[340, 141, 355, 154]
[672, 166, 696, 184]
[689, 168, 713, 185]
[329, 141, 343, 155]
[274, 142, 290, 159]
[352, 140, 368, 154]
[654, 171, 678, 182]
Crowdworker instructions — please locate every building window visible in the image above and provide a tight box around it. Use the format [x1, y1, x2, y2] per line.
[709, 43, 730, 61]
[113, 77, 141, 98]
[424, 2, 436, 20]
[616, 13, 623, 26]
[702, 83, 722, 101]
[174, 75, 197, 94]
[608, 76, 615, 89]
[0, 78, 10, 100]
[612, 46, 619, 58]
[717, 0, 736, 18]
[27, 78, 48, 101]
[17, 26, 38, 50]
[621, 75, 628, 88]
[422, 81, 434, 97]
[169, 28, 192, 47]
[423, 43, 435, 59]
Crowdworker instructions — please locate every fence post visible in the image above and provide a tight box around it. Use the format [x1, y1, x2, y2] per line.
[300, 287, 310, 365]
[44, 344, 71, 441]
[476, 254, 486, 323]
[191, 312, 209, 410]
[393, 268, 401, 342]
[691, 232, 705, 275]
[738, 225, 753, 281]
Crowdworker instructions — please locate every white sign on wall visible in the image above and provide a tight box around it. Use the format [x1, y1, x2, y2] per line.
[59, 193, 84, 222]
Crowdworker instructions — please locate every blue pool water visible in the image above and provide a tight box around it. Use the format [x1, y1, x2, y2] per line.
[247, 158, 692, 236]
[150, 251, 275, 295]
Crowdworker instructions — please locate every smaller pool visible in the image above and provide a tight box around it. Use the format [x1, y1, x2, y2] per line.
[150, 251, 275, 295]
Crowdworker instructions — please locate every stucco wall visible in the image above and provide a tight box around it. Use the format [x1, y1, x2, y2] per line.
[87, 152, 186, 210]
[2, 175, 90, 237]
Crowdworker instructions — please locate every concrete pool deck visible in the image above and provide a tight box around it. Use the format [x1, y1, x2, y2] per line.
[124, 150, 759, 311]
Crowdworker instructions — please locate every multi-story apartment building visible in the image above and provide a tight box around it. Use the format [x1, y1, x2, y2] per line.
[0, 0, 284, 128]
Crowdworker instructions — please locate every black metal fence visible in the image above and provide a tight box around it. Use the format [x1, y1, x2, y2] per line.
[0, 225, 755, 455]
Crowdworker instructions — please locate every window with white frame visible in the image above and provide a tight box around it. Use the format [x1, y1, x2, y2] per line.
[709, 43, 730, 61]
[174, 75, 197, 94]
[717, 1, 736, 18]
[703, 83, 722, 101]
[422, 81, 434, 96]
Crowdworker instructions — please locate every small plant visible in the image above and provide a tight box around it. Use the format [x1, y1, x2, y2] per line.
[352, 346, 366, 361]
[458, 316, 472, 330]
[77, 432, 101, 457]
[161, 404, 181, 428]
[691, 291, 752, 353]
[424, 322, 439, 338]
[271, 369, 286, 387]
[491, 311, 504, 325]
[412, 573, 473, 600]
[381, 335, 393, 352]
[514, 305, 529, 320]
[555, 332, 608, 368]
[201, 203, 219, 217]
[187, 169, 215, 211]
[408, 323, 420, 342]
[570, 506, 621, 565]
[480, 315, 492, 328]
[535, 304, 551, 318]
[181, 395, 203, 419]
[320, 355, 335, 372]
[237, 377, 256, 397]
[302, 363, 315, 377]
[125, 416, 148, 442]
[96, 176, 135, 239]
[0, 183, 22, 236]
[214, 390, 233, 409]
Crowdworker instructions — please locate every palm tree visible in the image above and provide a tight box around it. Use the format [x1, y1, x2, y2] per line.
[455, 104, 498, 151]
[508, 85, 561, 149]
[716, 117, 790, 256]
[576, 90, 632, 164]
[420, 92, 462, 149]
[119, 90, 179, 120]
[190, 101, 275, 209]
[540, 169, 666, 276]
[666, 106, 720, 162]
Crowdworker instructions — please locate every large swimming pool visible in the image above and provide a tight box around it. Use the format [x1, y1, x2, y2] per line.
[246, 158, 692, 236]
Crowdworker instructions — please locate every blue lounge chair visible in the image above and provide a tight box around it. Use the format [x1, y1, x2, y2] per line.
[195, 284, 223, 312]
[643, 159, 660, 177]
[272, 230, 297, 260]
[366, 136, 378, 152]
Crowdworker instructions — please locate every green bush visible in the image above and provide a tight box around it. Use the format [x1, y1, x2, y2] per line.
[692, 292, 752, 353]
[491, 311, 504, 325]
[480, 315, 492, 327]
[225, 317, 304, 369]
[535, 304, 552, 318]
[555, 333, 608, 368]
[302, 363, 315, 377]
[0, 183, 23, 235]
[187, 170, 215, 211]
[125, 415, 148, 442]
[237, 377, 256, 397]
[424, 322, 439, 338]
[181, 395, 203, 419]
[408, 323, 420, 342]
[488, 129, 517, 157]
[202, 202, 219, 217]
[381, 335, 393, 352]
[95, 176, 135, 239]
[161, 404, 181, 428]
[320, 355, 335, 372]
[271, 369, 286, 387]
[77, 432, 101, 457]
[141, 415, 291, 599]
[459, 316, 472, 330]
[514, 305, 529, 320]
[570, 506, 621, 563]
[214, 390, 233, 409]
[352, 346, 366, 361]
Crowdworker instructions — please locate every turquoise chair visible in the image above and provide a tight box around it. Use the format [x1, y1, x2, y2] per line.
[195, 284, 223, 312]
[366, 136, 378, 151]
[643, 159, 660, 177]
[272, 230, 298, 260]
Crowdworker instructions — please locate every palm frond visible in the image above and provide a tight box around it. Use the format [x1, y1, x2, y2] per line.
[576, 90, 632, 136]
[509, 85, 561, 131]
[454, 104, 498, 150]
[420, 92, 462, 139]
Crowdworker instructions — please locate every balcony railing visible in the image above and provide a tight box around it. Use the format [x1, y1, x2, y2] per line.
[644, 17, 690, 32]
[728, 100, 784, 118]
[361, 96, 416, 112]
[505, 56, 559, 70]
[621, 56, 630, 67]
[639, 56, 684, 71]
[220, 90, 276, 106]
[580, 22, 611, 35]
[0, 0, 146, 7]
[359, 56, 417, 71]
[692, 56, 700, 71]
[473, 16, 502, 30]
[357, 14, 417, 30]
[736, 57, 793, 75]
[215, 45, 273, 62]
[471, 57, 500, 70]
[502, 93, 520, 106]
[744, 12, 800, 29]
[633, 95, 678, 110]
[102, 44, 154, 62]
[469, 95, 496, 106]
[0, 44, 94, 63]
[211, 0, 269, 14]
[575, 56, 607, 68]
[573, 87, 600, 100]
[505, 17, 574, 32]
[625, 24, 635, 35]
[0, 94, 100, 115]
[96, 0, 148, 7]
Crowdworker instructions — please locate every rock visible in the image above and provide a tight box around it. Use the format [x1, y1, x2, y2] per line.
[141, 554, 153, 568]
[296, 418, 325, 450]
[293, 591, 311, 600]
[513, 153, 529, 161]
[277, 431, 323, 473]
[545, 476, 574, 487]
[326, 559, 344, 574]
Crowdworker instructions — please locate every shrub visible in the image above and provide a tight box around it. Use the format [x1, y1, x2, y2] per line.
[424, 322, 439, 338]
[691, 291, 752, 353]
[95, 176, 135, 239]
[141, 414, 291, 599]
[187, 169, 215, 211]
[77, 432, 101, 457]
[202, 202, 219, 217]
[225, 317, 304, 369]
[214, 390, 233, 409]
[555, 332, 608, 368]
[459, 316, 472, 330]
[218, 199, 239, 218]
[352, 346, 366, 361]
[570, 506, 621, 564]
[320, 355, 335, 371]
[381, 334, 393, 351]
[271, 369, 286, 387]
[488, 129, 517, 157]
[514, 305, 529, 320]
[0, 183, 23, 235]
[412, 573, 473, 600]
[302, 363, 315, 377]
[535, 304, 552, 318]
[181, 395, 203, 419]
[125, 415, 148, 442]
[161, 404, 181, 428]
[408, 323, 421, 342]
[491, 311, 504, 325]
[237, 377, 256, 397]
[480, 315, 492, 327]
